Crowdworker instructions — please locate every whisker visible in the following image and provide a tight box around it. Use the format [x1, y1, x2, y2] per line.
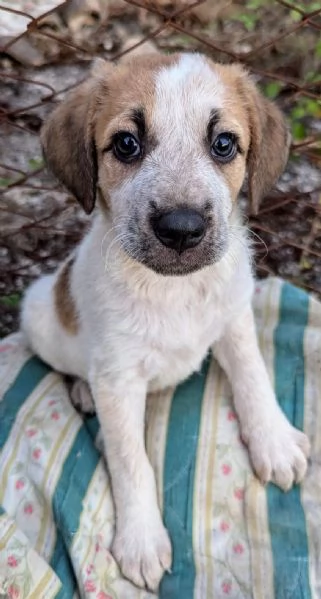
[100, 219, 128, 262]
[104, 233, 127, 272]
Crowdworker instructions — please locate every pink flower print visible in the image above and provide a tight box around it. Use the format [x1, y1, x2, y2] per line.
[24, 502, 33, 515]
[84, 580, 96, 593]
[7, 555, 18, 568]
[222, 581, 232, 594]
[0, 344, 13, 353]
[51, 410, 60, 420]
[8, 585, 20, 598]
[33, 448, 41, 460]
[49, 399, 57, 406]
[234, 487, 244, 500]
[227, 410, 237, 421]
[95, 542, 100, 552]
[97, 592, 113, 599]
[26, 428, 36, 437]
[233, 543, 244, 555]
[221, 463, 232, 476]
[86, 564, 94, 575]
[15, 478, 25, 490]
[220, 520, 230, 532]
[255, 286, 261, 294]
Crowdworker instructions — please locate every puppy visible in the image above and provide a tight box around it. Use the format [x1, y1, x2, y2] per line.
[21, 52, 310, 591]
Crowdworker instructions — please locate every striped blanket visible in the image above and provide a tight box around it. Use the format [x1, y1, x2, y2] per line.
[0, 277, 320, 599]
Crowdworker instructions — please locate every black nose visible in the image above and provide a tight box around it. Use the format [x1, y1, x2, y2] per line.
[152, 208, 206, 254]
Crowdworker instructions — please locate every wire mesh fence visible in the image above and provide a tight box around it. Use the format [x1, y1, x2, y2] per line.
[0, 0, 320, 336]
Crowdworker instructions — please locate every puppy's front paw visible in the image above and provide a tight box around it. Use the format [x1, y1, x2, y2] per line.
[112, 513, 172, 591]
[245, 412, 310, 491]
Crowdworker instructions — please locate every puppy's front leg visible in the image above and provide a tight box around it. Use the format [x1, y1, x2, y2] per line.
[213, 306, 310, 490]
[90, 371, 172, 590]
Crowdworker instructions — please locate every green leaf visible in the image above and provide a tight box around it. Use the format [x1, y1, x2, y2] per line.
[290, 9, 301, 22]
[11, 461, 24, 474]
[300, 257, 312, 270]
[23, 576, 32, 598]
[246, 0, 265, 9]
[291, 121, 306, 140]
[264, 81, 282, 99]
[316, 40, 321, 58]
[291, 105, 306, 119]
[28, 157, 44, 170]
[42, 436, 52, 451]
[0, 294, 21, 307]
[233, 13, 257, 31]
[305, 99, 321, 116]
[0, 177, 12, 187]
[306, 71, 320, 83]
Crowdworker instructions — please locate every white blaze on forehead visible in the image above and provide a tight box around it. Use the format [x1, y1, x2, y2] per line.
[145, 53, 231, 217]
[149, 53, 231, 215]
[153, 53, 225, 142]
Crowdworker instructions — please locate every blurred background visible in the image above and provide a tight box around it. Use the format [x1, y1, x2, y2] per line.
[0, 0, 320, 337]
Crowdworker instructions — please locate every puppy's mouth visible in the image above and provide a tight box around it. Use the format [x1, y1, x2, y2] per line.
[138, 250, 223, 276]
[120, 208, 228, 276]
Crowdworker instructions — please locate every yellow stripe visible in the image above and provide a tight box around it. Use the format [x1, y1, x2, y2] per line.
[246, 480, 273, 599]
[28, 568, 60, 599]
[77, 470, 110, 576]
[0, 521, 16, 549]
[246, 482, 261, 596]
[248, 278, 281, 599]
[192, 358, 222, 599]
[0, 377, 57, 503]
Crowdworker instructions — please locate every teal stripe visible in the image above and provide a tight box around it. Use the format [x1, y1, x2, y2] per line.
[84, 414, 99, 441]
[50, 426, 100, 592]
[268, 282, 311, 599]
[0, 357, 50, 448]
[160, 358, 209, 599]
[50, 533, 76, 598]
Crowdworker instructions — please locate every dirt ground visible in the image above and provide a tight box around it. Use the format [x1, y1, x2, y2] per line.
[1, 0, 320, 337]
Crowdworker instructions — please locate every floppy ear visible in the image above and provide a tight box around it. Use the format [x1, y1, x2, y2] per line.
[241, 76, 291, 214]
[41, 60, 111, 215]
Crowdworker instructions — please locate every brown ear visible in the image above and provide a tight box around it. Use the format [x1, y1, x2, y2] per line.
[41, 60, 112, 214]
[241, 77, 290, 214]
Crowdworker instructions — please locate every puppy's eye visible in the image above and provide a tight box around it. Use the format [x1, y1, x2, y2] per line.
[113, 132, 141, 162]
[211, 132, 237, 162]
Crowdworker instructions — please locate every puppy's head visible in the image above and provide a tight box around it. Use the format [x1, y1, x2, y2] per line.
[41, 53, 290, 276]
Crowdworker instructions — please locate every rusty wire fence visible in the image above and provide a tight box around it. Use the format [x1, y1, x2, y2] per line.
[0, 0, 320, 336]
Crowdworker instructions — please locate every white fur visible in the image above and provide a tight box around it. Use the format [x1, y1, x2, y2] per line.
[21, 55, 310, 591]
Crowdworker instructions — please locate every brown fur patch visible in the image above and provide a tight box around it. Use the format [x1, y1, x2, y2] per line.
[54, 257, 78, 334]
[41, 53, 179, 212]
[94, 54, 179, 191]
[41, 79, 98, 214]
[208, 61, 289, 212]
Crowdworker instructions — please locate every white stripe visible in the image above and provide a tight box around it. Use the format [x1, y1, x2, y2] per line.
[301, 293, 321, 598]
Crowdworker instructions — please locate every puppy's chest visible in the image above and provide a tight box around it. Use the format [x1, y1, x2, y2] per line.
[140, 296, 224, 390]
